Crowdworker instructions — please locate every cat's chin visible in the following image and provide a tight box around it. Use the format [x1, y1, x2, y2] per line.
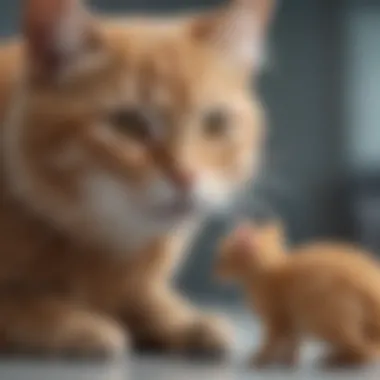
[149, 198, 204, 221]
[82, 171, 236, 253]
[148, 195, 232, 222]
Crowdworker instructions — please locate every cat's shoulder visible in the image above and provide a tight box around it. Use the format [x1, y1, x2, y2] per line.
[288, 240, 378, 270]
[291, 241, 364, 256]
[0, 38, 23, 124]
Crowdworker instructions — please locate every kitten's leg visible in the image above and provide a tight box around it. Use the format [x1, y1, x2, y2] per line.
[322, 344, 378, 368]
[0, 296, 127, 358]
[250, 324, 285, 367]
[278, 333, 300, 367]
[125, 286, 232, 357]
[320, 326, 379, 367]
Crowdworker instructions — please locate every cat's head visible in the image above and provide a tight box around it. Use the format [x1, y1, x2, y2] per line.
[4, 0, 276, 251]
[215, 219, 285, 281]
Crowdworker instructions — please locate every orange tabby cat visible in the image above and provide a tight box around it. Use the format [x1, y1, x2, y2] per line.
[216, 221, 380, 367]
[0, 0, 275, 357]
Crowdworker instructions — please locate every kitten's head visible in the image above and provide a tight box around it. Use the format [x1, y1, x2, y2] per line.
[215, 219, 285, 282]
[5, 0, 276, 251]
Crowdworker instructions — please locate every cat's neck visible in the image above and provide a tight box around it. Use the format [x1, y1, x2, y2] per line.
[242, 253, 288, 288]
[0, 40, 22, 126]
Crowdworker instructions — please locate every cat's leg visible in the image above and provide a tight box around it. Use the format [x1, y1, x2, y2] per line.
[277, 333, 301, 367]
[125, 285, 232, 357]
[250, 320, 300, 368]
[320, 324, 379, 367]
[322, 345, 378, 368]
[0, 296, 127, 358]
[250, 323, 285, 368]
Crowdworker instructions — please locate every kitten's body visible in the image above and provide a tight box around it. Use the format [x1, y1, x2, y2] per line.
[217, 222, 380, 367]
[0, 0, 275, 356]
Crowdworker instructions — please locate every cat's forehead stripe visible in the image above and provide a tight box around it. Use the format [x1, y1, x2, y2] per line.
[119, 41, 196, 112]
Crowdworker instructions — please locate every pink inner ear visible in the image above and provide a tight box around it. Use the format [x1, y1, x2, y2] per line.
[233, 224, 255, 253]
[23, 0, 87, 72]
[23, 0, 68, 64]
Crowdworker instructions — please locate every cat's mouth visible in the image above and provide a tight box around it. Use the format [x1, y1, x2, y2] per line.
[151, 198, 195, 219]
[149, 187, 234, 220]
[145, 178, 235, 220]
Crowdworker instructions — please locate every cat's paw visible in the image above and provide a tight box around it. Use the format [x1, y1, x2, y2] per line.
[319, 349, 377, 369]
[250, 350, 299, 369]
[52, 313, 128, 358]
[184, 314, 234, 358]
[249, 351, 271, 368]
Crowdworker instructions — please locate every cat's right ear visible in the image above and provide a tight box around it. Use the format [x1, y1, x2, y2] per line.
[189, 0, 277, 72]
[232, 222, 256, 254]
[22, 0, 101, 78]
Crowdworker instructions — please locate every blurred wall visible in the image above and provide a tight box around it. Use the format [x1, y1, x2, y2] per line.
[0, 0, 347, 301]
[343, 1, 380, 174]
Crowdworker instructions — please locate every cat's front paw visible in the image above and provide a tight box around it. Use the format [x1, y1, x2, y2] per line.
[250, 351, 271, 368]
[185, 314, 234, 358]
[319, 349, 377, 369]
[55, 313, 128, 359]
[250, 348, 299, 369]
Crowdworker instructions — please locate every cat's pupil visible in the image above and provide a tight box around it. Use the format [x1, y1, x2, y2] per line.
[203, 110, 228, 138]
[110, 109, 150, 140]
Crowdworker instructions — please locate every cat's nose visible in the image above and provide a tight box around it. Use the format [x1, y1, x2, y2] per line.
[168, 167, 195, 193]
[175, 169, 195, 192]
[149, 143, 195, 193]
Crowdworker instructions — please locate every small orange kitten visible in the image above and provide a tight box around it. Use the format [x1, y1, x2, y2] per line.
[216, 220, 380, 367]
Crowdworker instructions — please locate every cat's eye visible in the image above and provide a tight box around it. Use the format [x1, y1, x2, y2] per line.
[202, 109, 229, 138]
[109, 109, 150, 141]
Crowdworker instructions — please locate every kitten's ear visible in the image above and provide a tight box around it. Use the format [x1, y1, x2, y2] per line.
[232, 222, 255, 253]
[22, 0, 98, 76]
[190, 0, 276, 71]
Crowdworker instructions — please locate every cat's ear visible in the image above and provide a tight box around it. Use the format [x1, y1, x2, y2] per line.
[22, 0, 99, 77]
[232, 222, 256, 254]
[190, 0, 276, 71]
